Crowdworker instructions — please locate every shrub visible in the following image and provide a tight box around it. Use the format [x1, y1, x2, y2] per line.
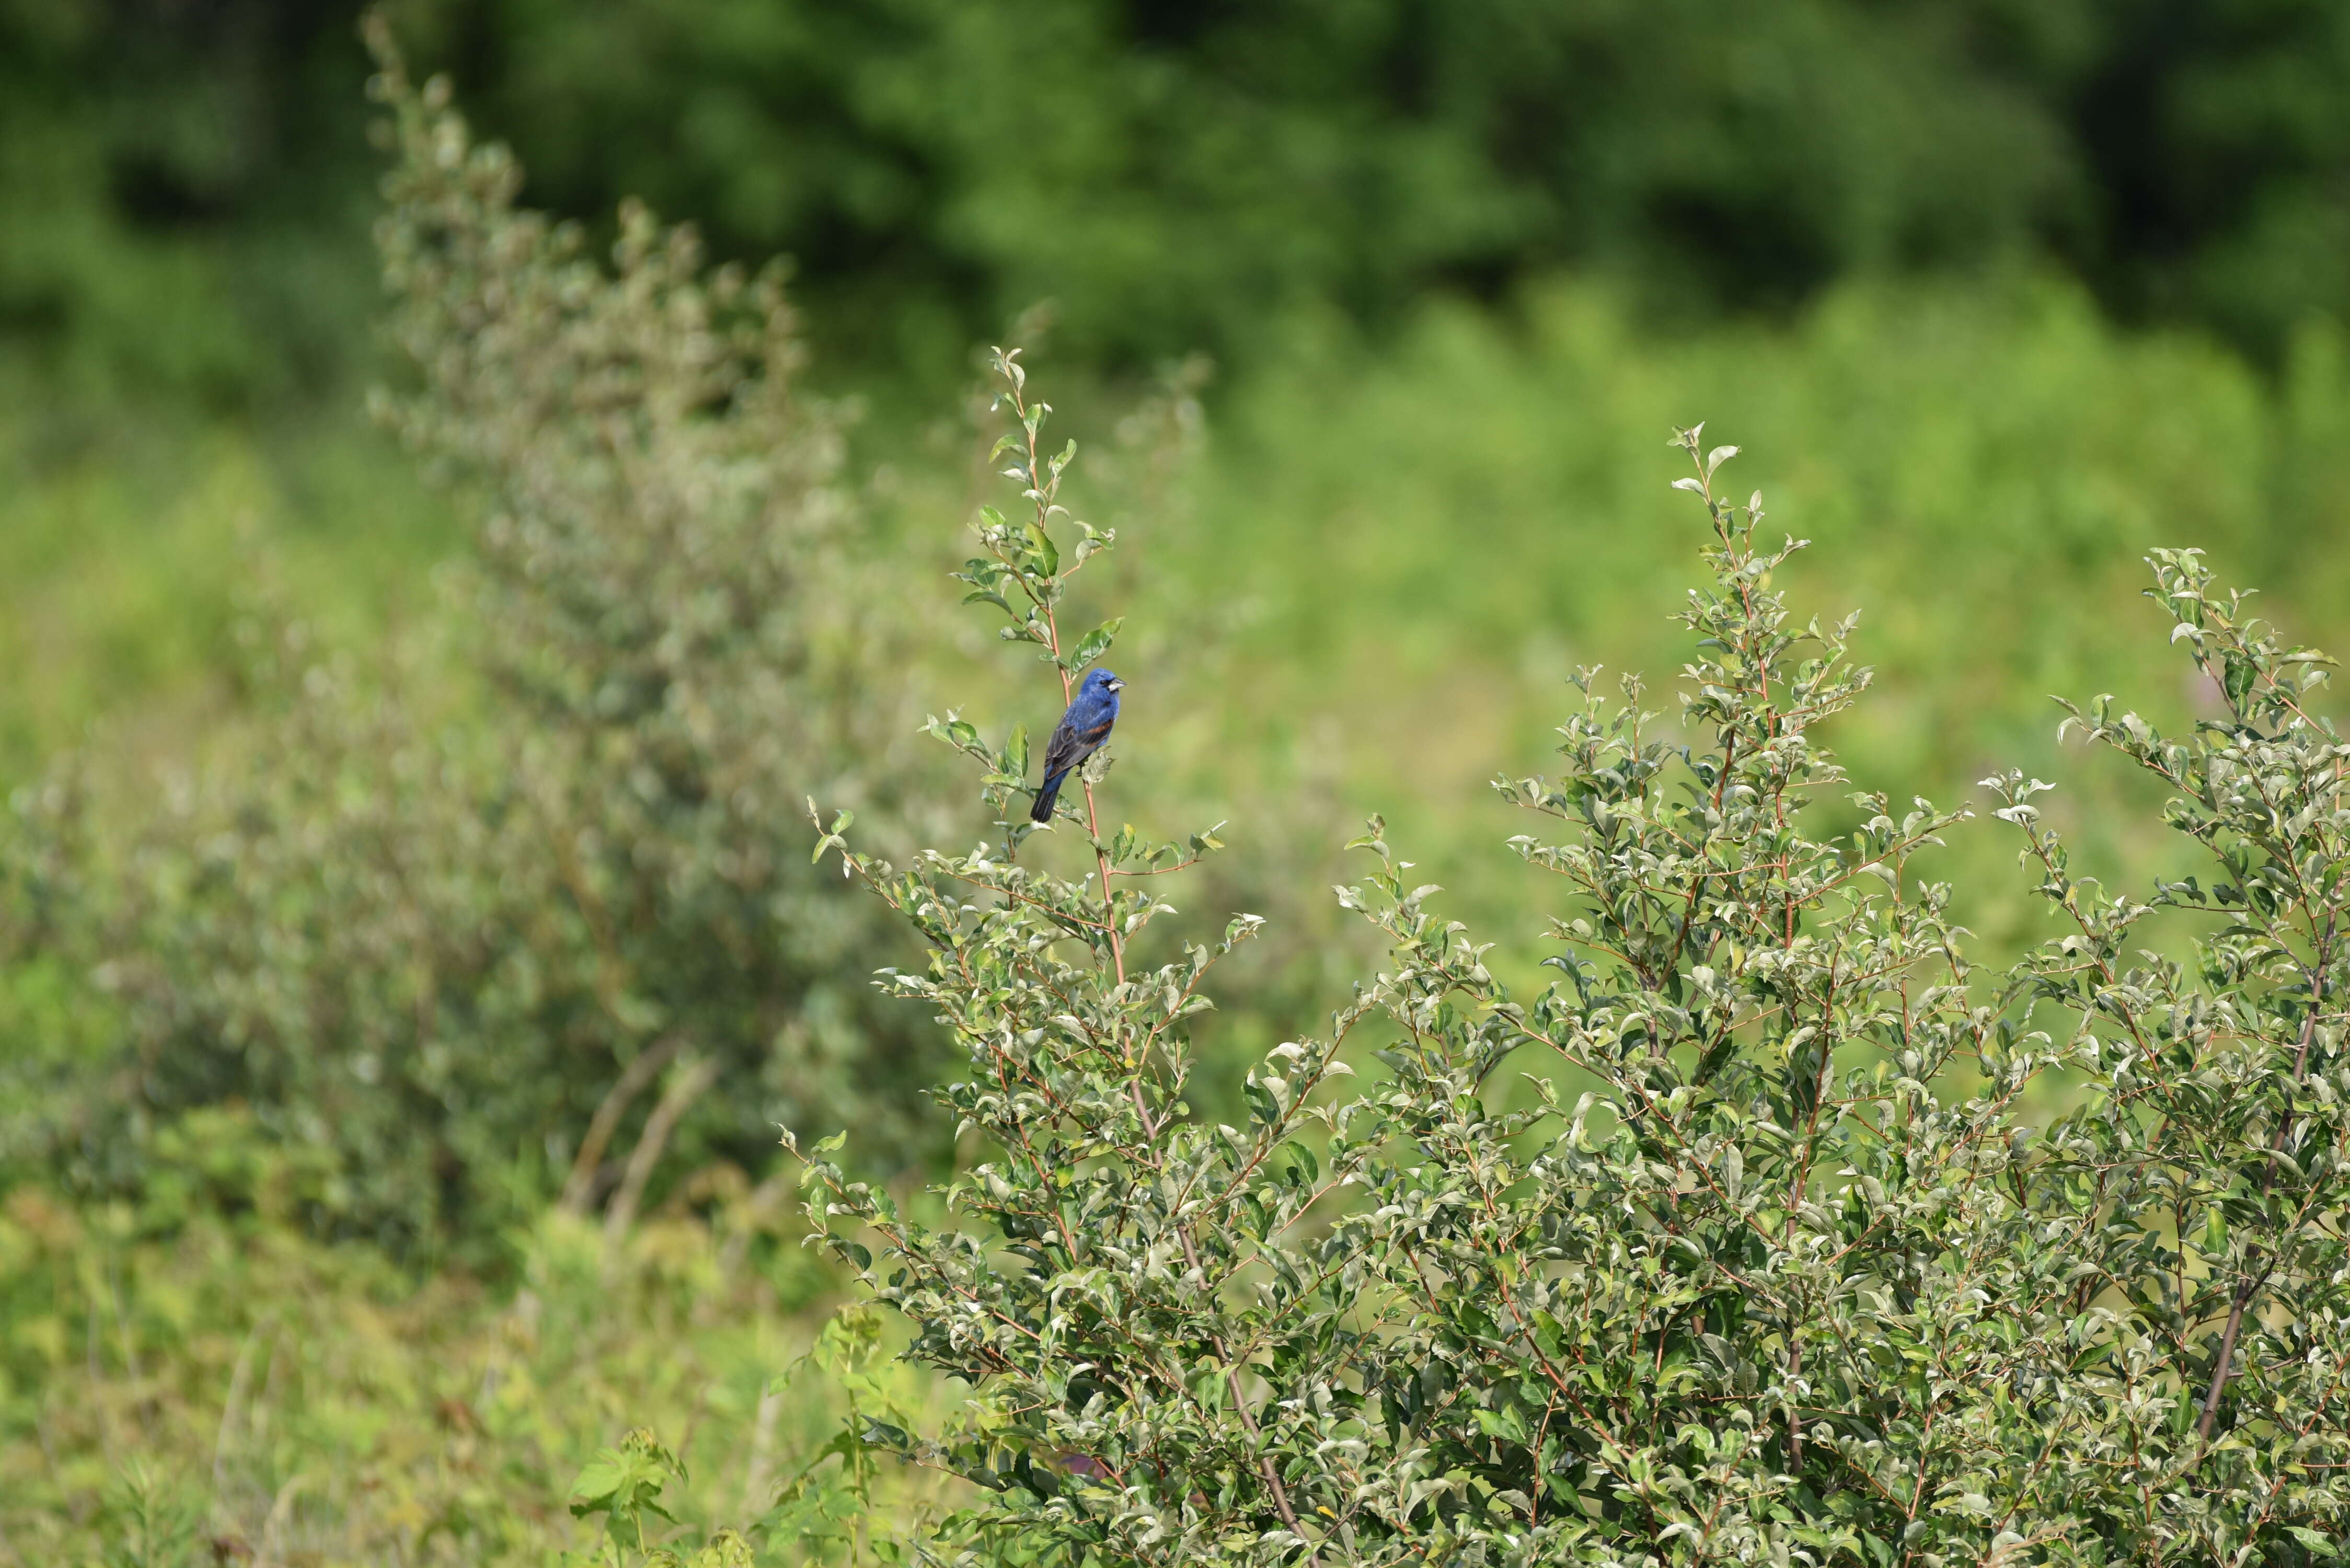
[0, 30, 950, 1258]
[800, 395, 2350, 1563]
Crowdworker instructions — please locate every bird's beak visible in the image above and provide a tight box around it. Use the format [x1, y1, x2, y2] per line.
[1107, 678, 1125, 691]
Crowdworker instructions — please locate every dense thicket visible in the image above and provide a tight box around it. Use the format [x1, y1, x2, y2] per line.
[7, 0, 2349, 406]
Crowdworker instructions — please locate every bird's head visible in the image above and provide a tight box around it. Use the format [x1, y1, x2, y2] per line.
[1089, 668, 1125, 694]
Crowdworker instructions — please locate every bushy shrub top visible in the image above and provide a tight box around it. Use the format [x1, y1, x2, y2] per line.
[803, 395, 2350, 1564]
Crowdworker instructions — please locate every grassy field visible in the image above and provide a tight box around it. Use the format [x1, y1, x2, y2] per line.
[1, 1148, 961, 1562]
[11, 271, 2350, 1560]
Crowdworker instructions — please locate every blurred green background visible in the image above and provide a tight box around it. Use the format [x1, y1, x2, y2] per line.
[10, 1, 2350, 1559]
[9, 0, 2350, 836]
[10, 0, 2350, 773]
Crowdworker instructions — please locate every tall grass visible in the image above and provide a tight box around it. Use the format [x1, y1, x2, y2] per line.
[0, 1147, 958, 1563]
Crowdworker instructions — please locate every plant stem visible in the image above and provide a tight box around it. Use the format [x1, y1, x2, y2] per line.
[1005, 365, 1125, 986]
[2197, 942, 2330, 1445]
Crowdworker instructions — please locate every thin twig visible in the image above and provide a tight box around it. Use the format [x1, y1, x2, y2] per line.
[2197, 923, 2333, 1445]
[561, 1033, 684, 1215]
[603, 1053, 721, 1249]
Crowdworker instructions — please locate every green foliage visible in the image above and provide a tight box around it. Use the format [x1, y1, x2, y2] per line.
[384, 0, 2350, 370]
[0, 0, 372, 408]
[801, 385, 2350, 1562]
[9, 0, 2350, 407]
[39, 270, 2350, 1257]
[14, 30, 2350, 1563]
[569, 1429, 693, 1564]
[95, 1463, 205, 1568]
[362, 25, 948, 1172]
[0, 1151, 959, 1566]
[397, 0, 2044, 367]
[1165, 281, 2350, 969]
[0, 33, 952, 1257]
[558, 1306, 936, 1567]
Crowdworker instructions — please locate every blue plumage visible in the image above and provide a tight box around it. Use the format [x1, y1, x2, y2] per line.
[1031, 667, 1124, 823]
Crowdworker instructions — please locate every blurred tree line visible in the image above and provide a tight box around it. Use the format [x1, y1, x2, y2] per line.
[7, 0, 2349, 412]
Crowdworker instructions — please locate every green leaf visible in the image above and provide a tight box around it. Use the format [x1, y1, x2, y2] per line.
[568, 1430, 681, 1525]
[2221, 650, 2256, 709]
[1024, 520, 1060, 576]
[1066, 617, 1123, 670]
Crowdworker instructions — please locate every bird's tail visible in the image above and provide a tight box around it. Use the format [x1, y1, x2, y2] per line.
[1030, 771, 1067, 823]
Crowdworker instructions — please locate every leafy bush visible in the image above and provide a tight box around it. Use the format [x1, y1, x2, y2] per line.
[801, 389, 2350, 1562]
[1, 31, 952, 1258]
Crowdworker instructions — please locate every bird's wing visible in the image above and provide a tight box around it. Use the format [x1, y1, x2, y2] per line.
[1040, 716, 1087, 779]
[1041, 708, 1114, 779]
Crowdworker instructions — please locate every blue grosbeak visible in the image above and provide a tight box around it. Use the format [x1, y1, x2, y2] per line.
[1031, 667, 1123, 823]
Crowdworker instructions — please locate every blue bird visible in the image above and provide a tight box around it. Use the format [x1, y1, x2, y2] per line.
[1031, 668, 1124, 823]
